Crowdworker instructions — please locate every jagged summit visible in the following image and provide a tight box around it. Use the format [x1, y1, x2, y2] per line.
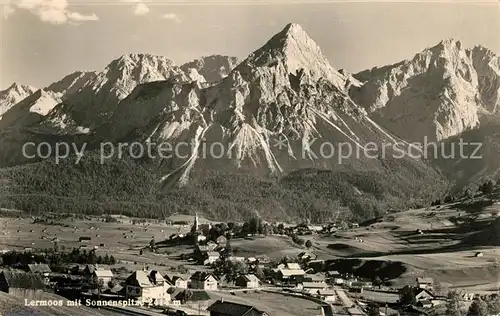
[180, 55, 239, 82]
[5, 82, 36, 93]
[350, 39, 500, 142]
[238, 23, 345, 88]
[0, 82, 37, 117]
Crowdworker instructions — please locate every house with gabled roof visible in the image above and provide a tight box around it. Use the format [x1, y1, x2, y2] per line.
[235, 274, 260, 289]
[84, 264, 111, 276]
[204, 252, 220, 266]
[317, 289, 336, 302]
[0, 270, 45, 298]
[125, 270, 171, 306]
[26, 264, 51, 276]
[165, 275, 188, 289]
[190, 271, 218, 291]
[93, 269, 114, 287]
[416, 277, 434, 289]
[300, 281, 328, 294]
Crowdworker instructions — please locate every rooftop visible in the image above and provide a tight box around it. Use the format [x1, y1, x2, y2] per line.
[207, 300, 267, 316]
[1, 270, 45, 289]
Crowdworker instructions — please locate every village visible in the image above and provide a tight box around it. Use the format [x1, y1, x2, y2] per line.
[0, 209, 499, 316]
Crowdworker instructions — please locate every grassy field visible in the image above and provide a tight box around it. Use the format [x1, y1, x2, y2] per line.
[209, 290, 324, 316]
[1, 197, 500, 293]
[307, 201, 500, 292]
[0, 215, 199, 276]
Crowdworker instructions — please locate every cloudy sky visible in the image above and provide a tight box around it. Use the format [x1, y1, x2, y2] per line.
[0, 0, 498, 89]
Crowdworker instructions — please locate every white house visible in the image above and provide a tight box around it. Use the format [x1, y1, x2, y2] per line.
[300, 282, 328, 294]
[204, 252, 220, 266]
[235, 274, 260, 289]
[190, 272, 218, 291]
[125, 270, 171, 306]
[170, 276, 188, 289]
[332, 278, 343, 285]
[318, 289, 337, 302]
[416, 277, 434, 289]
[93, 270, 114, 287]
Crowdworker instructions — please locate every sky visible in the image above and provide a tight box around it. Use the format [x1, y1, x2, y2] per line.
[0, 0, 498, 89]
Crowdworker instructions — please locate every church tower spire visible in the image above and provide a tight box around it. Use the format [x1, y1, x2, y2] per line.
[192, 212, 199, 233]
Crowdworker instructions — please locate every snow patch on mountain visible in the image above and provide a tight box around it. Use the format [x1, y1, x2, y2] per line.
[0, 83, 37, 117]
[28, 90, 62, 115]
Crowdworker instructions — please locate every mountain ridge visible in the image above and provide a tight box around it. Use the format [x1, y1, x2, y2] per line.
[5, 24, 498, 221]
[350, 38, 500, 143]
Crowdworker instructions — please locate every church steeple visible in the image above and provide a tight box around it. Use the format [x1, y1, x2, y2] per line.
[191, 213, 199, 233]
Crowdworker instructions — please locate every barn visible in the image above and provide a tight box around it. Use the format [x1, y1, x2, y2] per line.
[0, 271, 45, 298]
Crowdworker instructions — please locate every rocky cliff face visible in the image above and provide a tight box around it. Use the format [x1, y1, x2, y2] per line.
[104, 23, 411, 187]
[0, 72, 97, 131]
[181, 55, 239, 82]
[44, 54, 190, 132]
[351, 39, 500, 142]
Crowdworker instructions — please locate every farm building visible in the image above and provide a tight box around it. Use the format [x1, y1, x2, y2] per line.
[190, 272, 218, 291]
[301, 274, 326, 283]
[415, 288, 435, 301]
[0, 271, 45, 298]
[125, 270, 171, 306]
[207, 300, 268, 316]
[235, 274, 260, 289]
[79, 236, 91, 242]
[165, 275, 188, 289]
[84, 264, 111, 276]
[204, 252, 220, 266]
[26, 264, 51, 276]
[300, 282, 328, 294]
[416, 277, 434, 289]
[173, 289, 211, 307]
[93, 269, 114, 286]
[276, 263, 305, 282]
[317, 289, 337, 302]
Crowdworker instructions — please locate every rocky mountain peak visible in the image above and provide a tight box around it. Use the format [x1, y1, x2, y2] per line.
[350, 39, 500, 142]
[0, 82, 37, 116]
[180, 55, 239, 82]
[238, 23, 345, 89]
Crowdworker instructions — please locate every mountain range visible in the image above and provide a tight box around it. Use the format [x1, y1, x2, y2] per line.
[0, 23, 498, 221]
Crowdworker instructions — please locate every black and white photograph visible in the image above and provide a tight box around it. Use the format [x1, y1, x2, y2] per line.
[0, 0, 499, 315]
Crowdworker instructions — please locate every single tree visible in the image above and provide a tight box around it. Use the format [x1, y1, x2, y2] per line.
[399, 285, 416, 306]
[305, 240, 312, 248]
[254, 265, 265, 280]
[373, 276, 383, 288]
[446, 290, 464, 316]
[467, 298, 489, 316]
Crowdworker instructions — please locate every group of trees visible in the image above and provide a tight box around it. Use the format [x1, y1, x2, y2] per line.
[463, 295, 500, 316]
[0, 148, 450, 222]
[1, 248, 116, 267]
